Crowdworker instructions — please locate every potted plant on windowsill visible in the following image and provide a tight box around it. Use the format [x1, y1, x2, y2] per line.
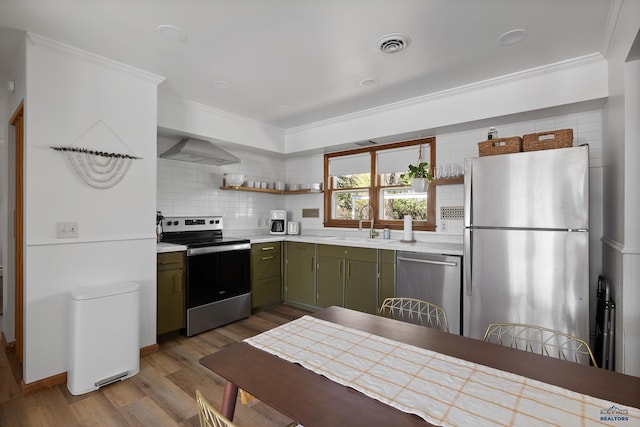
[400, 161, 433, 192]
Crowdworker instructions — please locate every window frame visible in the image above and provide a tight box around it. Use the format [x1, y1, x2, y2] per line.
[323, 137, 436, 232]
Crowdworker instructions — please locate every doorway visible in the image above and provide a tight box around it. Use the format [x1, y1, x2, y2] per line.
[9, 101, 23, 363]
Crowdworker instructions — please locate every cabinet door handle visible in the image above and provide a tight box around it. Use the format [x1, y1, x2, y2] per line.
[261, 246, 275, 251]
[311, 257, 314, 272]
[347, 261, 351, 279]
[261, 255, 274, 261]
[338, 260, 342, 277]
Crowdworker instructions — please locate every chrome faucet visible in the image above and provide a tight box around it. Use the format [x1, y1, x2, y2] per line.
[358, 204, 379, 238]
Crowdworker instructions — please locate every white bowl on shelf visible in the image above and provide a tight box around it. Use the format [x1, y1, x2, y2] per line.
[224, 173, 244, 186]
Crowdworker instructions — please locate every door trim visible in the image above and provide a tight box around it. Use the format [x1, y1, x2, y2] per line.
[10, 100, 24, 363]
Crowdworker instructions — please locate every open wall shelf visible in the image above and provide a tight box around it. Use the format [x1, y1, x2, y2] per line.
[220, 186, 323, 195]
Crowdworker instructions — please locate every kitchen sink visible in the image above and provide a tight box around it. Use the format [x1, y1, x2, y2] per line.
[323, 236, 398, 244]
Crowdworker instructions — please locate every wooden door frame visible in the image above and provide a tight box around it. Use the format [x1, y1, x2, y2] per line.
[9, 100, 24, 362]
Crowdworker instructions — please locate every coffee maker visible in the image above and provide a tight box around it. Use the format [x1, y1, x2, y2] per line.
[269, 210, 287, 235]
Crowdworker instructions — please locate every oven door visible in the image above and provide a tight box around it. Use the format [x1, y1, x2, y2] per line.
[186, 245, 250, 308]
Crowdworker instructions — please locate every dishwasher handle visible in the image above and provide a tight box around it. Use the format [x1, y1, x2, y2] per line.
[396, 256, 458, 267]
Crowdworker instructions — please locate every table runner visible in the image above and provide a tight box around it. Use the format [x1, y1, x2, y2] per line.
[245, 315, 638, 426]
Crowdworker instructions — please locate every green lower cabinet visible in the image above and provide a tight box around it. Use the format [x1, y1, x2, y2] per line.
[157, 252, 185, 335]
[345, 259, 378, 314]
[284, 242, 316, 307]
[316, 244, 378, 314]
[251, 242, 282, 308]
[316, 255, 344, 308]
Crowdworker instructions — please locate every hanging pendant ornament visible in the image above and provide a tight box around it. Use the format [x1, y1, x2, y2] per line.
[411, 143, 429, 193]
[50, 120, 141, 190]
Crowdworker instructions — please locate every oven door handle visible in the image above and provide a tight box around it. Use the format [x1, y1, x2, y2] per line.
[187, 242, 251, 256]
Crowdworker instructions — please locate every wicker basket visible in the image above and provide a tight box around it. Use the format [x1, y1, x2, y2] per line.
[478, 137, 522, 157]
[522, 129, 573, 152]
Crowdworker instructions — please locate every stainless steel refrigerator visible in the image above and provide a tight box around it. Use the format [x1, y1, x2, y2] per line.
[463, 145, 589, 342]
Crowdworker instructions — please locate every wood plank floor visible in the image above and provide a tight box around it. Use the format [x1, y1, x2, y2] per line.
[0, 304, 311, 426]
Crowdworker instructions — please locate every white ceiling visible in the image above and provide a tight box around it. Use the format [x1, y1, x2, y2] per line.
[0, 0, 615, 129]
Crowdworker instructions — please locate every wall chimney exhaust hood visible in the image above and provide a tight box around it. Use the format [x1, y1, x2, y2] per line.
[160, 138, 240, 165]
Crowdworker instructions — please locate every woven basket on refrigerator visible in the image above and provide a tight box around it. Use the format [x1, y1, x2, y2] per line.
[478, 137, 522, 157]
[522, 129, 573, 152]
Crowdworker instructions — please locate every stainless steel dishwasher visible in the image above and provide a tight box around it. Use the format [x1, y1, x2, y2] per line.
[396, 251, 462, 334]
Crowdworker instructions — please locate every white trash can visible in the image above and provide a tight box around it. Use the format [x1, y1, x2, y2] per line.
[68, 281, 140, 395]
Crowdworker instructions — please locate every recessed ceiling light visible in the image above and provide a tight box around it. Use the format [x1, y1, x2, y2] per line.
[211, 80, 231, 91]
[377, 33, 411, 54]
[359, 78, 379, 87]
[157, 25, 187, 42]
[498, 29, 528, 46]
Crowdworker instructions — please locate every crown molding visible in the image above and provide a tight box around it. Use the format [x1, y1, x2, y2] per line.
[158, 93, 285, 135]
[27, 32, 165, 84]
[601, 0, 627, 59]
[286, 53, 607, 136]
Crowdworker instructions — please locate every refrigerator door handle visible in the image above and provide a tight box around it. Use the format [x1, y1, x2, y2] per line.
[464, 228, 472, 296]
[464, 158, 472, 228]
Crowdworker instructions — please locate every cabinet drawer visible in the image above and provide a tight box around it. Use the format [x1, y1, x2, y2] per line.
[317, 244, 377, 262]
[157, 251, 184, 271]
[286, 241, 315, 254]
[251, 252, 281, 281]
[251, 242, 281, 256]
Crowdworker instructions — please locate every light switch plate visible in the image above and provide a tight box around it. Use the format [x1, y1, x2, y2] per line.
[57, 222, 79, 238]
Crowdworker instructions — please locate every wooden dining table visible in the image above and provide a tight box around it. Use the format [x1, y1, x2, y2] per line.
[200, 306, 640, 426]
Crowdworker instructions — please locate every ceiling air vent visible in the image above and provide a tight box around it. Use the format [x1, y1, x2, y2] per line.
[354, 140, 377, 147]
[377, 33, 411, 54]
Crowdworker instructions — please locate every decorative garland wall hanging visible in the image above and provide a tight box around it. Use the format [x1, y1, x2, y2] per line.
[51, 120, 142, 190]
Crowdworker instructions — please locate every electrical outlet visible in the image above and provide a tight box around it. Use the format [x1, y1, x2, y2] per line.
[57, 221, 79, 238]
[441, 220, 448, 232]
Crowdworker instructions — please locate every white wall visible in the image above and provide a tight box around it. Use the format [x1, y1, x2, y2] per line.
[284, 153, 325, 231]
[601, 0, 640, 377]
[1, 36, 27, 343]
[21, 34, 162, 383]
[621, 59, 640, 376]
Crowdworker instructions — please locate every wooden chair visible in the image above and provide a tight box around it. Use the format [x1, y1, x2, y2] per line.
[379, 297, 449, 332]
[197, 390, 300, 427]
[482, 323, 598, 367]
[196, 390, 237, 427]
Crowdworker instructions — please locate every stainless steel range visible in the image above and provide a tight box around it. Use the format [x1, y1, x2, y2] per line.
[161, 216, 251, 336]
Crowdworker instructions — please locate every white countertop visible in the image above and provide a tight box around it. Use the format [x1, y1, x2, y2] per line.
[157, 232, 463, 256]
[245, 233, 462, 256]
[157, 242, 188, 253]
